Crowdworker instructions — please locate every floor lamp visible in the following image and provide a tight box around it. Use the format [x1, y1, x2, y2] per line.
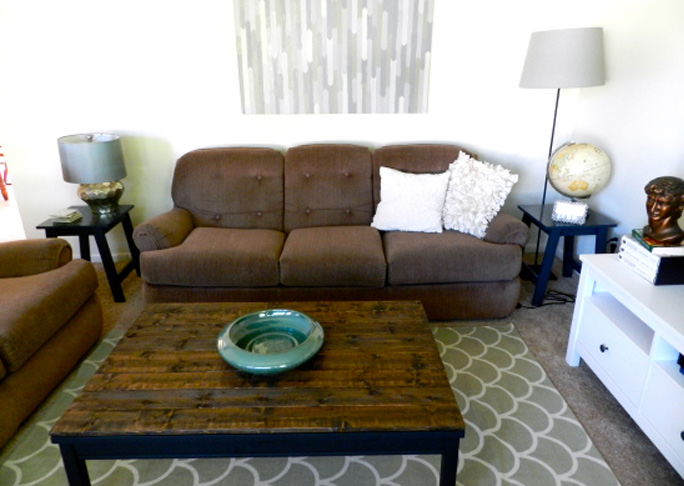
[519, 27, 606, 269]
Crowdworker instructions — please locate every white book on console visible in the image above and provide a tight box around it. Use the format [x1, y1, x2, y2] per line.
[620, 235, 660, 269]
[617, 251, 657, 284]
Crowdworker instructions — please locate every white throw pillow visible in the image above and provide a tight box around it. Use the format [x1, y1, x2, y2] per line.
[371, 166, 450, 233]
[443, 152, 518, 238]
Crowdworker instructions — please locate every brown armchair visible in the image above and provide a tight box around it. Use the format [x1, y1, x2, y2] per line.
[0, 239, 102, 449]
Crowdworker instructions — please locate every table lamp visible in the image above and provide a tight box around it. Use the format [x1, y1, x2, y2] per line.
[58, 133, 127, 215]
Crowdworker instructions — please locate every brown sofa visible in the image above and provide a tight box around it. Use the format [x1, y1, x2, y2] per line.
[0, 239, 102, 449]
[133, 143, 529, 320]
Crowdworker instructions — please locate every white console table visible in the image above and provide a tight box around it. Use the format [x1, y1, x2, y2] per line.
[567, 253, 684, 478]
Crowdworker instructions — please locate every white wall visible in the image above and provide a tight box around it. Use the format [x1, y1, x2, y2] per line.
[1, 0, 682, 259]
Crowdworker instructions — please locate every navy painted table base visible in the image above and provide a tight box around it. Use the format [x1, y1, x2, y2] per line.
[56, 431, 461, 486]
[518, 204, 617, 307]
[37, 205, 140, 302]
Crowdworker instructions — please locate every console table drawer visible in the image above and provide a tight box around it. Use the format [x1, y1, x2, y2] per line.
[577, 298, 650, 405]
[641, 363, 684, 465]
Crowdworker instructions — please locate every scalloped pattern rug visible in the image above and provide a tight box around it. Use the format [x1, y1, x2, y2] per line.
[0, 324, 619, 486]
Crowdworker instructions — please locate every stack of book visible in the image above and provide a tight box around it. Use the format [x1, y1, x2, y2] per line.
[50, 208, 83, 224]
[618, 229, 684, 285]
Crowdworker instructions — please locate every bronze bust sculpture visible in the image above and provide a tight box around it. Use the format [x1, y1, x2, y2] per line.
[643, 176, 684, 245]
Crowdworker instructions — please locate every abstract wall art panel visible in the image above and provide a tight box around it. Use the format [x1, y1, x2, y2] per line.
[234, 0, 435, 114]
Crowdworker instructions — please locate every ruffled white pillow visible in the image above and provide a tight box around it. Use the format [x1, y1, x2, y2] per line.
[443, 152, 518, 238]
[371, 166, 450, 233]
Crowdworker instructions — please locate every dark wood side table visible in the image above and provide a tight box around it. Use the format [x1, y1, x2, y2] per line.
[37, 205, 140, 302]
[518, 204, 618, 307]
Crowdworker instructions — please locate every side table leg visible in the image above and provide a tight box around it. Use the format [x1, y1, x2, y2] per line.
[59, 444, 92, 486]
[78, 235, 91, 261]
[562, 235, 576, 277]
[93, 230, 126, 302]
[595, 228, 610, 253]
[531, 231, 561, 306]
[120, 213, 140, 276]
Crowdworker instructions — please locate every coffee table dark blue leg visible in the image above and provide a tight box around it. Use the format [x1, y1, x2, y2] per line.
[440, 449, 459, 486]
[59, 444, 91, 486]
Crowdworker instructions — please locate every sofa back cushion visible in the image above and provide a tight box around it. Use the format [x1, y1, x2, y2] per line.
[372, 144, 473, 209]
[172, 147, 284, 231]
[284, 144, 374, 232]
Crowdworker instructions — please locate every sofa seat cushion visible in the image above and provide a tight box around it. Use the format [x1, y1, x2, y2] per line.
[0, 259, 98, 373]
[383, 230, 522, 285]
[140, 227, 285, 287]
[280, 226, 386, 287]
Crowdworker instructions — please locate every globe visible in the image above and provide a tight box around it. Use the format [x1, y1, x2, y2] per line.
[547, 142, 611, 199]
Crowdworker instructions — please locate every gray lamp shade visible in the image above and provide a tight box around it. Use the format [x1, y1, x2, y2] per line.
[520, 27, 605, 89]
[58, 133, 126, 183]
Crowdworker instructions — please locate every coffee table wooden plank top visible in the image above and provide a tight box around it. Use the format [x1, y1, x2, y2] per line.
[53, 301, 462, 437]
[51, 301, 464, 486]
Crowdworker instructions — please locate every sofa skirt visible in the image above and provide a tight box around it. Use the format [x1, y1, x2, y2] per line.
[141, 278, 521, 321]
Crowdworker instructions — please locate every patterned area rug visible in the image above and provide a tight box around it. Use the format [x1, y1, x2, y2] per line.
[0, 324, 620, 486]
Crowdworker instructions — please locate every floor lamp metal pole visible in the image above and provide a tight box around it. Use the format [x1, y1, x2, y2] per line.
[533, 88, 561, 268]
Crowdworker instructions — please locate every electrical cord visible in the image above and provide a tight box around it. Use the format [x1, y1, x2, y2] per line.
[517, 289, 576, 309]
[542, 289, 576, 305]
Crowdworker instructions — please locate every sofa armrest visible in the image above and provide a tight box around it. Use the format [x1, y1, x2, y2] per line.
[484, 212, 529, 247]
[0, 239, 72, 278]
[133, 208, 194, 252]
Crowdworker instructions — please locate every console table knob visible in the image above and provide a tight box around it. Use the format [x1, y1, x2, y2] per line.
[600, 344, 609, 353]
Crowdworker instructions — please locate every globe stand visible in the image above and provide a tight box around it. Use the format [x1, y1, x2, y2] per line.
[552, 200, 588, 225]
[532, 90, 611, 269]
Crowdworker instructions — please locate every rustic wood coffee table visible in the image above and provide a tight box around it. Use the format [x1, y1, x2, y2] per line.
[51, 301, 464, 486]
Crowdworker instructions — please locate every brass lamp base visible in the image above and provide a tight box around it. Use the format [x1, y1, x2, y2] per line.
[77, 181, 124, 215]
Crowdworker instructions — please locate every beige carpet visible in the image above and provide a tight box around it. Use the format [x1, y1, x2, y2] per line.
[1, 323, 621, 486]
[91, 258, 682, 486]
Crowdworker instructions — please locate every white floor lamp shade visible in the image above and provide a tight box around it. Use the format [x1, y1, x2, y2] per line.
[520, 27, 605, 89]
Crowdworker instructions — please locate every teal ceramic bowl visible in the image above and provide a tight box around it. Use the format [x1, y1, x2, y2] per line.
[217, 309, 324, 375]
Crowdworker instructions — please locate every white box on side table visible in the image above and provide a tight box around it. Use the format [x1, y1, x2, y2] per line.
[567, 253, 684, 478]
